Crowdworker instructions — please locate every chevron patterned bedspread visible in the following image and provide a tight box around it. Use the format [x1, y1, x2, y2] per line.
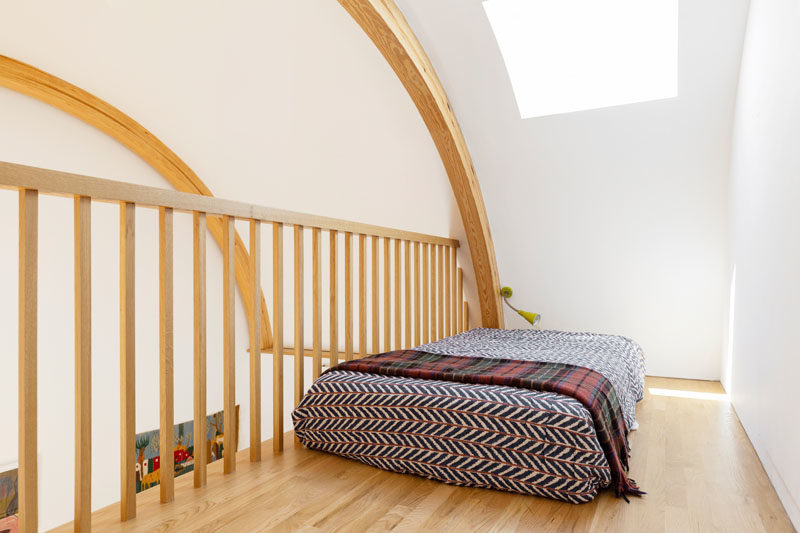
[292, 328, 646, 503]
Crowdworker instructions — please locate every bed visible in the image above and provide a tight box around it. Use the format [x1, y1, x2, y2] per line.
[292, 327, 646, 503]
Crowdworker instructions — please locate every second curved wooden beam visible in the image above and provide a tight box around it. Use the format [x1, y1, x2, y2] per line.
[0, 54, 273, 348]
[338, 0, 504, 328]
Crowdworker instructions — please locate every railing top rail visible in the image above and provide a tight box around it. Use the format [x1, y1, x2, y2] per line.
[0, 161, 459, 247]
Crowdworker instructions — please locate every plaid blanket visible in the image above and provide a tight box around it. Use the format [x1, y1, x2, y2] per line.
[328, 349, 644, 499]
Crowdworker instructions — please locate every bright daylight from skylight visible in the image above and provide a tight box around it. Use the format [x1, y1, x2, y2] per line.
[483, 0, 678, 119]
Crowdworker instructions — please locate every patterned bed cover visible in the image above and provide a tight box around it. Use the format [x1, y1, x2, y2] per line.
[292, 328, 646, 503]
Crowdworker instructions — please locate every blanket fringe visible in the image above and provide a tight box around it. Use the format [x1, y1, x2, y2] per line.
[616, 475, 646, 503]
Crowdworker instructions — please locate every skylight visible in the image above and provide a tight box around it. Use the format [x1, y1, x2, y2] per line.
[483, 0, 678, 119]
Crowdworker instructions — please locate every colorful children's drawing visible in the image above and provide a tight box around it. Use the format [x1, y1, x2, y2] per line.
[135, 406, 239, 493]
[0, 468, 17, 519]
[0, 467, 18, 533]
[0, 515, 18, 533]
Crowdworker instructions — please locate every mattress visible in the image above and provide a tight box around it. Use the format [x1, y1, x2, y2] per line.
[292, 328, 646, 503]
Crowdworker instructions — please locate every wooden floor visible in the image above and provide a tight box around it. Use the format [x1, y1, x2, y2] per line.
[52, 377, 795, 532]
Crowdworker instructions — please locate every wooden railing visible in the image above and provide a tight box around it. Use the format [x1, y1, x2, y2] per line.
[0, 161, 470, 532]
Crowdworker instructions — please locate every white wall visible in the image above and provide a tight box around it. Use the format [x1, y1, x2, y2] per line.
[0, 1, 471, 529]
[725, 0, 800, 527]
[398, 0, 750, 379]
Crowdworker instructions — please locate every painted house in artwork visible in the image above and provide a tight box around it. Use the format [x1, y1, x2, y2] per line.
[134, 408, 236, 494]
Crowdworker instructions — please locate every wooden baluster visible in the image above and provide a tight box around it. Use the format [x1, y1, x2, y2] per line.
[464, 301, 469, 332]
[384, 238, 391, 352]
[293, 225, 304, 406]
[414, 242, 421, 347]
[312, 228, 322, 379]
[330, 230, 339, 366]
[251, 220, 262, 461]
[394, 239, 401, 350]
[451, 247, 458, 335]
[18, 190, 37, 533]
[159, 207, 175, 502]
[273, 222, 284, 453]
[422, 242, 429, 344]
[437, 245, 444, 340]
[429, 242, 436, 341]
[193, 212, 207, 487]
[359, 234, 367, 357]
[404, 240, 411, 348]
[444, 245, 451, 338]
[344, 232, 353, 361]
[222, 215, 236, 474]
[371, 235, 379, 354]
[457, 267, 464, 334]
[74, 196, 92, 531]
[120, 202, 137, 517]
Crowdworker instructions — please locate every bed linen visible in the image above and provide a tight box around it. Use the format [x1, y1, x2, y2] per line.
[292, 328, 646, 503]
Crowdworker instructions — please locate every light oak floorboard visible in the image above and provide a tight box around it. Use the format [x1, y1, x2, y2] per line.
[51, 377, 795, 533]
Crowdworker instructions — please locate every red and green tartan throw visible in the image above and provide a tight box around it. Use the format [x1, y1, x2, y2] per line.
[328, 350, 645, 500]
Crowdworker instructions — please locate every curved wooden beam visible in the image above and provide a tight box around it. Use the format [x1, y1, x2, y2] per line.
[0, 54, 272, 348]
[338, 0, 504, 328]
